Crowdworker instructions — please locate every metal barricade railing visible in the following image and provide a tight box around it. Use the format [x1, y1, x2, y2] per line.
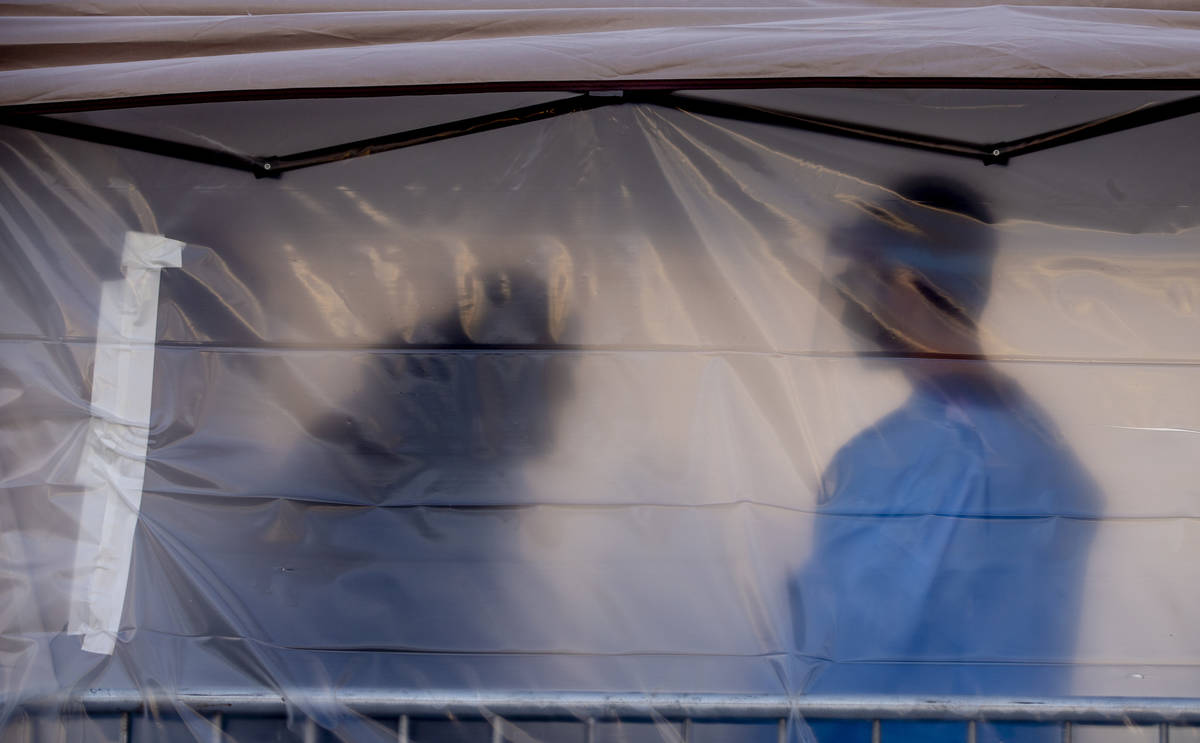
[9, 690, 1200, 742]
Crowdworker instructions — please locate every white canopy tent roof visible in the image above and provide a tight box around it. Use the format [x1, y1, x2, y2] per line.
[2, 1, 1199, 111]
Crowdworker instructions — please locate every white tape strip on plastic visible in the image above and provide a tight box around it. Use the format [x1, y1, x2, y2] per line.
[68, 231, 183, 655]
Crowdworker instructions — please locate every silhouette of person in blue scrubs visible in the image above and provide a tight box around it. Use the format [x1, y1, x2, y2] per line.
[792, 177, 1100, 743]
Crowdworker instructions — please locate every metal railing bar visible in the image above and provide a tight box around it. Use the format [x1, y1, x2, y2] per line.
[302, 716, 317, 743]
[209, 712, 223, 743]
[681, 717, 692, 743]
[491, 716, 503, 743]
[585, 717, 596, 743]
[1160, 722, 1169, 743]
[776, 718, 787, 743]
[398, 714, 409, 743]
[871, 718, 881, 743]
[16, 690, 1200, 724]
[967, 718, 977, 743]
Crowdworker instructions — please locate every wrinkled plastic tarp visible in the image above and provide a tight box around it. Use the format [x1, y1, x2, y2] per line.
[2, 89, 1200, 741]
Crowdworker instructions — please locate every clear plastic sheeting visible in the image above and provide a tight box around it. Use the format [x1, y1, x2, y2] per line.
[1, 89, 1199, 742]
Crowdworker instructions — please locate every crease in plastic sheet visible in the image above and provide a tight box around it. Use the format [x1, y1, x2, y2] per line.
[67, 231, 183, 655]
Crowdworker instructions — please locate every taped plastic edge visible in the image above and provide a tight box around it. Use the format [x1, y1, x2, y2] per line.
[67, 231, 183, 655]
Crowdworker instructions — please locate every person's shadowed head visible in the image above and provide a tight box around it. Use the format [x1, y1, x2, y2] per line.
[295, 262, 573, 502]
[422, 264, 573, 461]
[827, 176, 996, 363]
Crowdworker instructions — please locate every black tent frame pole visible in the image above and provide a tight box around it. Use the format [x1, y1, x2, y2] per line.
[2, 90, 1198, 176]
[991, 94, 1200, 163]
[637, 92, 991, 163]
[0, 113, 268, 175]
[2, 78, 1198, 117]
[640, 92, 1200, 165]
[259, 94, 608, 176]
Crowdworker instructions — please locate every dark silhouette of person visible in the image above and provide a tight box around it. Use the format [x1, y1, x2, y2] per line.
[121, 261, 576, 721]
[791, 177, 1100, 743]
[273, 263, 573, 657]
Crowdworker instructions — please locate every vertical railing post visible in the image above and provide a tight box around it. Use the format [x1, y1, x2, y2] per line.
[209, 712, 223, 743]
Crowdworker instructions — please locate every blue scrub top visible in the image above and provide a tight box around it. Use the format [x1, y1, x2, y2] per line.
[792, 371, 1100, 743]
